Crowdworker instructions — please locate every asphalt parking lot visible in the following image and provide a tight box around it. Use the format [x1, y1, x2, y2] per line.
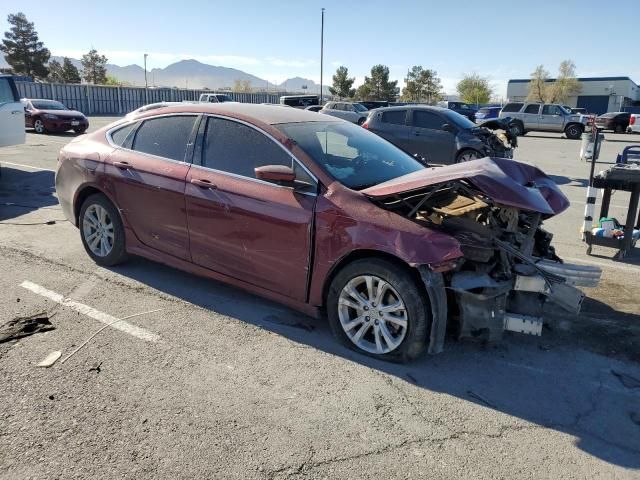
[1, 117, 639, 479]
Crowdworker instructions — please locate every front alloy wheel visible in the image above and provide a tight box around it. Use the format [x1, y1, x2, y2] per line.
[338, 275, 408, 354]
[34, 119, 46, 134]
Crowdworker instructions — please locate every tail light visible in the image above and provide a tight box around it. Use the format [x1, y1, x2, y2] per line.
[631, 116, 636, 125]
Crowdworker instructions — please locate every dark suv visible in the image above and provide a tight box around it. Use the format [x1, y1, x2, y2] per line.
[363, 106, 514, 165]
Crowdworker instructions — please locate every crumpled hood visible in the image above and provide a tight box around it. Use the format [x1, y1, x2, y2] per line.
[39, 109, 85, 118]
[362, 157, 569, 216]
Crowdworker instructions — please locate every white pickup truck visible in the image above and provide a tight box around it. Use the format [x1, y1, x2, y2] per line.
[198, 93, 234, 103]
[0, 75, 25, 147]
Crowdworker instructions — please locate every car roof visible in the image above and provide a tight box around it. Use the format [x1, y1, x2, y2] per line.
[373, 105, 449, 113]
[133, 102, 341, 125]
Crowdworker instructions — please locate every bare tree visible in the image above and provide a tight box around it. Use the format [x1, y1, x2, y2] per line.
[547, 60, 581, 103]
[527, 65, 549, 102]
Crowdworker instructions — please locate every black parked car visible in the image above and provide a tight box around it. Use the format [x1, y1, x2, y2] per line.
[438, 101, 477, 122]
[594, 112, 631, 133]
[362, 106, 516, 165]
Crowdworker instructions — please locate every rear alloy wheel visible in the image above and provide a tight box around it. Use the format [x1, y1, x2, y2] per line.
[327, 258, 431, 362]
[33, 119, 46, 134]
[79, 193, 128, 266]
[564, 124, 583, 140]
[456, 149, 483, 163]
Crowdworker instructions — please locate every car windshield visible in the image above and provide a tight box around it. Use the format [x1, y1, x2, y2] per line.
[353, 103, 368, 112]
[559, 105, 573, 115]
[31, 100, 67, 110]
[275, 121, 424, 190]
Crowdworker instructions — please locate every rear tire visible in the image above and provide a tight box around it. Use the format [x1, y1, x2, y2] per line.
[327, 258, 431, 363]
[564, 124, 583, 140]
[74, 127, 87, 134]
[79, 193, 128, 267]
[357, 117, 366, 126]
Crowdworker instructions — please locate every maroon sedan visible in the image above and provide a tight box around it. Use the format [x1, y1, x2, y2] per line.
[23, 98, 89, 134]
[55, 104, 599, 361]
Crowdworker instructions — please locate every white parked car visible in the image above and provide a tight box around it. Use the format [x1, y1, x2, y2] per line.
[198, 93, 234, 103]
[320, 101, 369, 124]
[627, 113, 640, 134]
[0, 75, 25, 147]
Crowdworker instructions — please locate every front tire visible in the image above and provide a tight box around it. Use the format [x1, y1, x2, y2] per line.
[33, 118, 46, 134]
[74, 127, 87, 134]
[327, 258, 431, 362]
[79, 193, 128, 266]
[509, 121, 524, 137]
[456, 149, 483, 163]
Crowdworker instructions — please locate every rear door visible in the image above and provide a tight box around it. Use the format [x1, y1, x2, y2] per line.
[368, 109, 410, 150]
[185, 116, 316, 301]
[522, 103, 541, 130]
[539, 104, 565, 131]
[0, 76, 25, 147]
[406, 109, 455, 164]
[106, 114, 199, 260]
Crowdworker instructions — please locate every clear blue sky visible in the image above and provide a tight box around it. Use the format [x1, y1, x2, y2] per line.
[4, 0, 639, 96]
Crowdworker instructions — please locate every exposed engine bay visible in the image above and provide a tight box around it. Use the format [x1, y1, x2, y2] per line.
[473, 118, 518, 159]
[369, 174, 602, 347]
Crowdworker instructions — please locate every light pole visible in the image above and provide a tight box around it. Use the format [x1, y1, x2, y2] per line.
[144, 53, 149, 104]
[320, 7, 325, 104]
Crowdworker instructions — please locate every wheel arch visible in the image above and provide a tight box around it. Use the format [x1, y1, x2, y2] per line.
[73, 185, 118, 226]
[319, 249, 424, 310]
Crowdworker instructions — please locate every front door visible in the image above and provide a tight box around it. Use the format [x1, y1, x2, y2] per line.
[407, 110, 455, 164]
[0, 77, 25, 147]
[185, 116, 316, 301]
[105, 114, 199, 260]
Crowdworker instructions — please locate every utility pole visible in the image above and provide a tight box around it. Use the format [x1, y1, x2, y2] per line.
[320, 7, 325, 104]
[144, 53, 148, 104]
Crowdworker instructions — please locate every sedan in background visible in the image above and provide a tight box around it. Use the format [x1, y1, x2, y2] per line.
[594, 112, 631, 133]
[474, 106, 501, 124]
[320, 101, 369, 124]
[22, 99, 89, 134]
[363, 105, 514, 164]
[55, 103, 586, 361]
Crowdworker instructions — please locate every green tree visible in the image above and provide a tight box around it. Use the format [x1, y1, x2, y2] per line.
[401, 66, 443, 104]
[527, 65, 549, 103]
[61, 57, 81, 83]
[361, 65, 398, 101]
[547, 60, 581, 103]
[328, 66, 355, 99]
[0, 12, 50, 79]
[456, 73, 493, 106]
[81, 48, 108, 84]
[354, 83, 372, 101]
[47, 59, 64, 83]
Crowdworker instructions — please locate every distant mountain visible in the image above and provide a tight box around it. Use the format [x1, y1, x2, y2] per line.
[2, 55, 329, 94]
[278, 76, 330, 95]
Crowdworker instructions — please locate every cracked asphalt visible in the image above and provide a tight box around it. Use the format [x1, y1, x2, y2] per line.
[0, 118, 639, 479]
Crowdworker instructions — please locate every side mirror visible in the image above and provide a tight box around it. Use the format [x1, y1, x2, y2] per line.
[442, 123, 454, 133]
[255, 165, 296, 186]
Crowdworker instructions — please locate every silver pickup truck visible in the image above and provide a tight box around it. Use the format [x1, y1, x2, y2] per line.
[499, 102, 589, 139]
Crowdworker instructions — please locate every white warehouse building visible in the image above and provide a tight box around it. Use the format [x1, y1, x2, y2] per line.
[506, 76, 640, 115]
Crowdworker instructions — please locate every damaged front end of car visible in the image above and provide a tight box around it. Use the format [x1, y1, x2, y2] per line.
[474, 118, 519, 159]
[363, 157, 602, 354]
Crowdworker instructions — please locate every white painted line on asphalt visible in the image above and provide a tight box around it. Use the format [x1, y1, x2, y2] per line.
[20, 280, 160, 342]
[1, 161, 55, 172]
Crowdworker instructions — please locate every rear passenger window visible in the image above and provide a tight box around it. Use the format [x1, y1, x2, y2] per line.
[524, 104, 541, 114]
[203, 117, 292, 179]
[132, 116, 196, 161]
[110, 123, 137, 147]
[381, 110, 407, 125]
[413, 111, 444, 130]
[501, 103, 524, 113]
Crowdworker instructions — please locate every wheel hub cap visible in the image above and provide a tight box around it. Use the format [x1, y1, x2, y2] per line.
[338, 275, 408, 354]
[82, 204, 114, 257]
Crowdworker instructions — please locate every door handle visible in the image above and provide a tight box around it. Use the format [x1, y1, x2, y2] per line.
[113, 161, 131, 170]
[191, 178, 217, 190]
